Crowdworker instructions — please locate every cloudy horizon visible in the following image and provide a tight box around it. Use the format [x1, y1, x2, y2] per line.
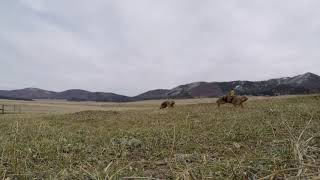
[1, 0, 320, 96]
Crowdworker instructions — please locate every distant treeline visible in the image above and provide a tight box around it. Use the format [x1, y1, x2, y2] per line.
[0, 96, 33, 101]
[66, 97, 130, 102]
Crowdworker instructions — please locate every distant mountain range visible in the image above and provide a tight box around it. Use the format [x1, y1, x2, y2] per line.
[0, 88, 129, 102]
[1, 72, 320, 102]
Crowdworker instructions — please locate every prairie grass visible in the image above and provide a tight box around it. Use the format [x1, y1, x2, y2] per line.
[0, 95, 320, 179]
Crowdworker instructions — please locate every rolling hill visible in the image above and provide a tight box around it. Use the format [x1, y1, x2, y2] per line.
[140, 72, 320, 99]
[0, 88, 130, 102]
[1, 72, 319, 102]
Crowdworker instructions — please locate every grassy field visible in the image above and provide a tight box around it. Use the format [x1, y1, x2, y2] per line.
[0, 95, 320, 179]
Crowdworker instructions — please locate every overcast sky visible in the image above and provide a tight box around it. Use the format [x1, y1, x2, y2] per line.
[0, 0, 319, 96]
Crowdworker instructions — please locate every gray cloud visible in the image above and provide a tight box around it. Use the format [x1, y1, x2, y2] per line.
[1, 0, 320, 95]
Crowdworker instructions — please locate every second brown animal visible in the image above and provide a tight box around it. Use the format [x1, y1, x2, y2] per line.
[160, 100, 175, 109]
[216, 95, 248, 108]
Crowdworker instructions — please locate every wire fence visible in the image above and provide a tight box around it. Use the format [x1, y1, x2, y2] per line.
[0, 104, 22, 114]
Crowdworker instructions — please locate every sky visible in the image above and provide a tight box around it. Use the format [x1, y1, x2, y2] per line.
[0, 0, 320, 96]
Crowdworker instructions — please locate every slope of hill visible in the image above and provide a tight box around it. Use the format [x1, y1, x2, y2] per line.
[0, 72, 319, 101]
[0, 88, 56, 99]
[0, 88, 130, 102]
[232, 72, 320, 96]
[140, 72, 320, 99]
[161, 72, 320, 98]
[56, 89, 130, 102]
[167, 82, 224, 98]
[132, 89, 170, 100]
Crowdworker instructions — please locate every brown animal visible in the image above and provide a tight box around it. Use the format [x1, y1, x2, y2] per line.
[216, 95, 248, 108]
[160, 100, 175, 109]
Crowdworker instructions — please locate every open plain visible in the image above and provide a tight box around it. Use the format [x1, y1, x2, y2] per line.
[0, 95, 320, 179]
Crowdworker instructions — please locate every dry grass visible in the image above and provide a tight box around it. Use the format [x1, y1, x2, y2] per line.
[0, 95, 320, 179]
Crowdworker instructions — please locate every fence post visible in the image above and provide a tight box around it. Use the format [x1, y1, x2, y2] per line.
[1, 105, 4, 114]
